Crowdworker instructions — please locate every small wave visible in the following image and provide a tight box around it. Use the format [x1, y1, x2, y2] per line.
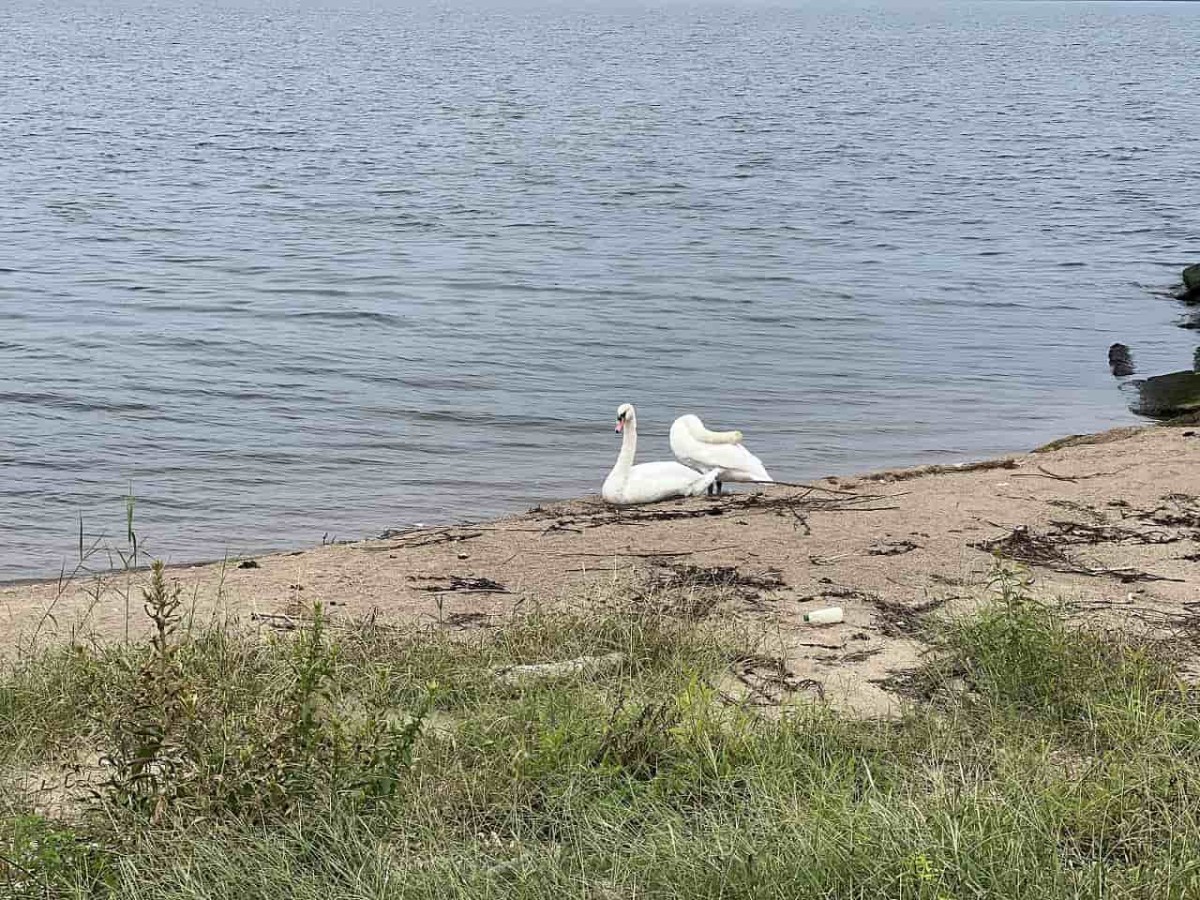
[0, 391, 157, 414]
[243, 306, 407, 327]
[148, 384, 320, 404]
[408, 408, 567, 429]
[611, 183, 689, 197]
[291, 309, 408, 326]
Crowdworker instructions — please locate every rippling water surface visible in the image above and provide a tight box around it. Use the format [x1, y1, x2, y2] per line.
[2, 0, 1198, 580]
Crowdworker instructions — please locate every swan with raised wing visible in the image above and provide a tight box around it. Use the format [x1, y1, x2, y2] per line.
[602, 404, 720, 505]
[669, 413, 772, 495]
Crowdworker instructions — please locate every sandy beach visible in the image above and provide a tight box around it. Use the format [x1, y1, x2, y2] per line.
[5, 422, 1198, 715]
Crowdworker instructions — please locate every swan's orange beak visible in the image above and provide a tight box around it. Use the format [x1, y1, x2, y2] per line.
[615, 420, 624, 434]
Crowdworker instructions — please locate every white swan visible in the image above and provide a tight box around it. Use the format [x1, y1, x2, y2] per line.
[602, 404, 720, 505]
[669, 413, 772, 495]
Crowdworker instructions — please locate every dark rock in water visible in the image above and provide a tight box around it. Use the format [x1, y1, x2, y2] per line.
[1180, 264, 1200, 303]
[1130, 369, 1200, 419]
[1108, 343, 1135, 377]
[1194, 347, 1200, 373]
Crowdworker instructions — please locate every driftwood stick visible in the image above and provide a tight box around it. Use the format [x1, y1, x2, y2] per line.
[428, 588, 511, 596]
[799, 490, 910, 503]
[1010, 465, 1077, 482]
[543, 544, 740, 559]
[1012, 465, 1132, 482]
[744, 480, 862, 496]
[493, 652, 625, 685]
[251, 612, 404, 633]
[252, 612, 301, 627]
[0, 848, 50, 898]
[364, 531, 484, 552]
[864, 458, 1020, 483]
[810, 552, 855, 565]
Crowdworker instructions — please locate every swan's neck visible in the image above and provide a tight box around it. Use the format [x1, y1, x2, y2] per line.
[609, 420, 637, 482]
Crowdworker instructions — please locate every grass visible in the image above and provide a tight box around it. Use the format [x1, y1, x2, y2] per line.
[2, 563, 1200, 898]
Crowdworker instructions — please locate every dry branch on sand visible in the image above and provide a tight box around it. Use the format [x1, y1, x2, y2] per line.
[411, 575, 510, 594]
[973, 526, 1184, 583]
[861, 458, 1019, 482]
[527, 487, 907, 535]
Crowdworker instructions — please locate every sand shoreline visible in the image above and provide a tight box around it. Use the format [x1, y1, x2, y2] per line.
[4, 421, 1198, 715]
[0, 425, 1150, 592]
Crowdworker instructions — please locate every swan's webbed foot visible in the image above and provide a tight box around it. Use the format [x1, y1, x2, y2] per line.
[716, 480, 724, 496]
[706, 482, 715, 497]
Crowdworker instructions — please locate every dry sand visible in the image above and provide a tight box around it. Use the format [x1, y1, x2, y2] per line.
[4, 423, 1199, 716]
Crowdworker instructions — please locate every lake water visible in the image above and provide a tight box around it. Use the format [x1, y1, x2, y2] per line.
[2, 0, 1198, 581]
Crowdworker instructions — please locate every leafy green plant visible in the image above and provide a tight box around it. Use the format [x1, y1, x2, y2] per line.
[940, 562, 1175, 735]
[93, 594, 432, 823]
[99, 560, 194, 819]
[0, 814, 114, 897]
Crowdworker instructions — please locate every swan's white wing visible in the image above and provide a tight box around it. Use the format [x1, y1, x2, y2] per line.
[682, 440, 762, 473]
[629, 460, 702, 481]
[613, 462, 719, 504]
[711, 445, 772, 483]
[671, 422, 772, 482]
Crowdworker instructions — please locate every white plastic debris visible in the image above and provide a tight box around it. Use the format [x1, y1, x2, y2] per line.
[803, 606, 844, 625]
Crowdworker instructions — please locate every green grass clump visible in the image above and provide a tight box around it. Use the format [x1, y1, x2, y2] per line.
[2, 564, 1200, 898]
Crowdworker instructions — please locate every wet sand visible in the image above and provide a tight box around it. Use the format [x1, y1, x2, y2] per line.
[4, 423, 1199, 716]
